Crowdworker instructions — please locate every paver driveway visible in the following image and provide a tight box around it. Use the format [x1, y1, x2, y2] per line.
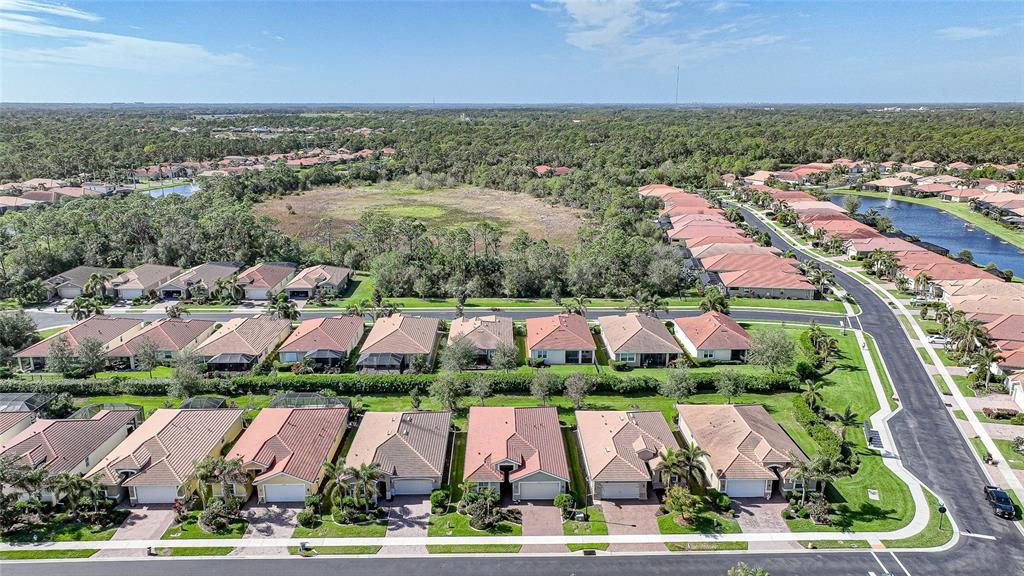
[517, 502, 565, 553]
[599, 497, 663, 552]
[94, 505, 175, 558]
[231, 503, 299, 556]
[380, 496, 430, 556]
[730, 497, 789, 533]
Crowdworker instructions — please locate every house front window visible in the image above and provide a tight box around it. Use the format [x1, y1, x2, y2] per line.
[616, 352, 637, 364]
[702, 351, 715, 359]
[534, 350, 547, 360]
[566, 350, 579, 364]
[580, 350, 593, 363]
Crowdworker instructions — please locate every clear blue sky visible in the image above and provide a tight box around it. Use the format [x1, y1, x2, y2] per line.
[1, 0, 1021, 103]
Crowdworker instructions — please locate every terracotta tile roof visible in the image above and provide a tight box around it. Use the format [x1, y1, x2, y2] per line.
[938, 278, 1024, 298]
[661, 193, 711, 208]
[109, 264, 181, 292]
[677, 404, 806, 480]
[0, 197, 40, 209]
[718, 269, 816, 291]
[576, 411, 678, 482]
[685, 234, 755, 248]
[947, 162, 972, 170]
[464, 406, 568, 483]
[193, 315, 292, 358]
[638, 184, 684, 197]
[0, 410, 137, 474]
[286, 265, 351, 290]
[866, 177, 913, 188]
[983, 315, 1024, 343]
[345, 411, 451, 478]
[785, 200, 846, 214]
[448, 315, 514, 350]
[360, 314, 439, 355]
[911, 160, 939, 169]
[674, 312, 752, 350]
[598, 313, 681, 355]
[105, 318, 216, 358]
[0, 412, 32, 438]
[88, 409, 242, 487]
[948, 294, 1024, 316]
[667, 223, 741, 240]
[526, 314, 595, 351]
[688, 244, 781, 259]
[278, 316, 364, 354]
[700, 253, 801, 273]
[15, 316, 144, 358]
[228, 407, 348, 484]
[236, 262, 296, 290]
[845, 237, 925, 253]
[943, 188, 988, 199]
[744, 170, 773, 182]
[912, 183, 956, 194]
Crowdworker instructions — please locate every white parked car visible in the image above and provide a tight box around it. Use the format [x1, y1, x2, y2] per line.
[927, 335, 947, 345]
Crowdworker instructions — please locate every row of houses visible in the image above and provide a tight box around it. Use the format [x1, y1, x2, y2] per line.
[14, 309, 756, 374]
[46, 262, 353, 301]
[723, 159, 1021, 189]
[0, 397, 813, 506]
[641, 184, 818, 300]
[0, 181, 127, 212]
[196, 147, 395, 178]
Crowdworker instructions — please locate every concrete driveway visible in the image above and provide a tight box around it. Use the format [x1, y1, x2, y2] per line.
[599, 497, 663, 552]
[730, 497, 789, 533]
[516, 502, 565, 553]
[380, 496, 430, 556]
[231, 503, 299, 556]
[94, 505, 175, 558]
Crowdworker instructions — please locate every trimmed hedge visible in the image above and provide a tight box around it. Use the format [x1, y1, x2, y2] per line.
[792, 395, 842, 459]
[0, 370, 798, 398]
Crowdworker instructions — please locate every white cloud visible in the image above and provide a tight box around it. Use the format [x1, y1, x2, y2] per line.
[0, 0, 252, 72]
[550, 0, 782, 72]
[936, 26, 999, 41]
[529, 2, 561, 13]
[706, 1, 748, 13]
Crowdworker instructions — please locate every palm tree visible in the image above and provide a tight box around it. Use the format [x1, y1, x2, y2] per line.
[193, 456, 220, 508]
[913, 271, 932, 296]
[833, 405, 858, 454]
[218, 458, 249, 501]
[658, 447, 684, 488]
[562, 295, 590, 316]
[321, 461, 350, 511]
[82, 272, 112, 300]
[699, 286, 729, 314]
[165, 303, 186, 319]
[47, 472, 94, 519]
[934, 306, 954, 335]
[346, 463, 384, 511]
[802, 379, 825, 412]
[212, 276, 243, 304]
[67, 296, 103, 321]
[269, 298, 300, 320]
[675, 443, 709, 493]
[970, 347, 1004, 391]
[625, 292, 668, 317]
[788, 455, 815, 505]
[949, 317, 987, 361]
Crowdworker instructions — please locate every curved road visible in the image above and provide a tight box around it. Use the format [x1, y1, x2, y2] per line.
[7, 213, 1022, 575]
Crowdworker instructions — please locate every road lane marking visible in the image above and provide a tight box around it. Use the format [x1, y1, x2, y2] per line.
[960, 532, 996, 540]
[870, 551, 890, 573]
[890, 551, 912, 576]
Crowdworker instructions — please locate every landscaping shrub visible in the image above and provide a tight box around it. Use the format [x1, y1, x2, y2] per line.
[304, 494, 322, 511]
[982, 407, 1019, 420]
[296, 508, 317, 528]
[608, 360, 629, 372]
[553, 493, 575, 519]
[430, 489, 450, 514]
[792, 396, 843, 460]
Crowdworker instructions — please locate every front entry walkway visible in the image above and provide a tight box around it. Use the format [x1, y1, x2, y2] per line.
[380, 496, 430, 556]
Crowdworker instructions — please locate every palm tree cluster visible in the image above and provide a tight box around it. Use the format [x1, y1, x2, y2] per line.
[625, 291, 668, 317]
[561, 295, 591, 316]
[67, 295, 105, 321]
[658, 444, 709, 492]
[194, 456, 249, 510]
[699, 285, 730, 314]
[806, 320, 840, 367]
[803, 263, 835, 294]
[321, 461, 385, 519]
[861, 249, 900, 280]
[0, 456, 111, 534]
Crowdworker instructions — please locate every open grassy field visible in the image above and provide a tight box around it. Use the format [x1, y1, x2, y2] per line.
[255, 183, 584, 248]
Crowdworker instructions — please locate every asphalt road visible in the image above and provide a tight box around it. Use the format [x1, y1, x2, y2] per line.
[6, 210, 1023, 575]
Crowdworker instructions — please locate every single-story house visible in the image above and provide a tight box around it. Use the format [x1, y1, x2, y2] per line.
[844, 237, 925, 259]
[356, 314, 440, 373]
[0, 196, 40, 215]
[45, 266, 119, 300]
[598, 313, 682, 368]
[862, 178, 913, 194]
[447, 315, 514, 366]
[104, 318, 217, 369]
[688, 244, 781, 259]
[158, 262, 240, 300]
[14, 316, 146, 372]
[284, 265, 352, 299]
[224, 406, 349, 503]
[638, 184, 685, 197]
[88, 408, 243, 504]
[193, 315, 293, 372]
[676, 404, 815, 499]
[344, 410, 452, 498]
[700, 253, 801, 275]
[0, 410, 139, 503]
[576, 410, 679, 500]
[941, 188, 988, 202]
[235, 262, 297, 300]
[464, 406, 568, 501]
[743, 170, 774, 186]
[108, 264, 181, 300]
[0, 412, 34, 444]
[277, 315, 365, 367]
[525, 314, 596, 365]
[909, 160, 939, 173]
[674, 312, 752, 362]
[718, 269, 817, 300]
[911, 183, 955, 197]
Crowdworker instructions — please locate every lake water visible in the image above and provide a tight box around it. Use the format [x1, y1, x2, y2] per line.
[147, 182, 198, 197]
[830, 194, 1024, 276]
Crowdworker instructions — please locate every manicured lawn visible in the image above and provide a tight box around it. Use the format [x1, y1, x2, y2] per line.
[37, 326, 66, 338]
[446, 432, 467, 502]
[882, 491, 954, 549]
[932, 375, 952, 396]
[0, 549, 98, 559]
[562, 428, 588, 507]
[969, 436, 990, 460]
[994, 439, 1024, 469]
[77, 394, 274, 418]
[563, 506, 608, 551]
[1, 511, 126, 543]
[428, 509, 521, 537]
[866, 335, 897, 410]
[799, 539, 869, 549]
[656, 508, 741, 534]
[292, 519, 387, 538]
[0, 298, 22, 311]
[427, 544, 522, 553]
[665, 541, 748, 552]
[952, 376, 976, 398]
[95, 366, 174, 379]
[157, 546, 234, 556]
[289, 545, 381, 555]
[162, 512, 248, 540]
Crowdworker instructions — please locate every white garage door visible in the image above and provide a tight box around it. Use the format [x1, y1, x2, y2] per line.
[517, 481, 562, 501]
[724, 479, 766, 498]
[263, 483, 307, 503]
[392, 478, 435, 495]
[119, 289, 143, 300]
[599, 482, 643, 500]
[135, 485, 178, 504]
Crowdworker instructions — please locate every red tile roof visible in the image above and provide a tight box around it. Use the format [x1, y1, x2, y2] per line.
[105, 318, 215, 358]
[525, 314, 595, 351]
[674, 312, 752, 350]
[0, 410, 137, 474]
[718, 269, 816, 291]
[15, 316, 144, 358]
[228, 407, 349, 484]
[236, 262, 296, 290]
[464, 406, 568, 483]
[278, 316, 365, 354]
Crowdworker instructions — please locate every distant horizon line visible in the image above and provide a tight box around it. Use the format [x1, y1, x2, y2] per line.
[2, 101, 1022, 108]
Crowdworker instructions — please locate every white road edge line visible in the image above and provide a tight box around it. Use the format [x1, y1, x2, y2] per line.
[960, 532, 997, 540]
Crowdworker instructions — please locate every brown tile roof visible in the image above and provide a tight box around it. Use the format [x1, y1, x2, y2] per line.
[15, 316, 144, 358]
[104, 318, 216, 358]
[674, 312, 752, 350]
[345, 411, 452, 478]
[0, 197, 40, 209]
[598, 313, 682, 355]
[677, 404, 807, 480]
[228, 407, 348, 484]
[46, 266, 118, 290]
[465, 406, 568, 483]
[845, 237, 925, 253]
[278, 316, 365, 354]
[448, 315, 514, 350]
[576, 411, 678, 482]
[949, 294, 1024, 316]
[193, 315, 292, 358]
[718, 269, 816, 291]
[912, 183, 956, 194]
[360, 314, 439, 355]
[161, 262, 240, 291]
[0, 412, 32, 438]
[110, 264, 181, 292]
[236, 262, 296, 290]
[286, 265, 352, 290]
[0, 410, 137, 474]
[937, 278, 1024, 299]
[88, 409, 242, 487]
[526, 314, 595, 351]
